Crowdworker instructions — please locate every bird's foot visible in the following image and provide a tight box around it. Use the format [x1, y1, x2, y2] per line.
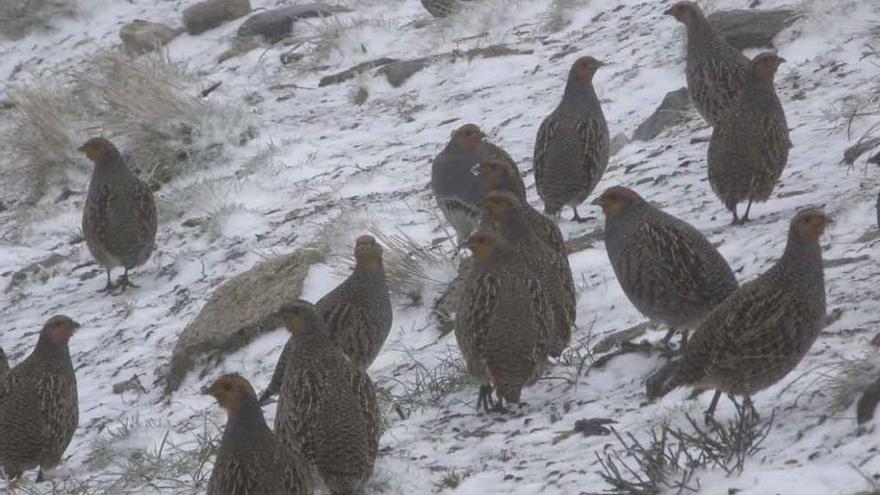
[35, 468, 46, 483]
[477, 385, 496, 413]
[115, 274, 139, 291]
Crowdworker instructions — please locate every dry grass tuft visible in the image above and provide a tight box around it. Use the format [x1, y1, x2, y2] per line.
[818, 353, 880, 414]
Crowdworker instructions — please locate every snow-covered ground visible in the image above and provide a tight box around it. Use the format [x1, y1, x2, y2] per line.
[1, 0, 879, 493]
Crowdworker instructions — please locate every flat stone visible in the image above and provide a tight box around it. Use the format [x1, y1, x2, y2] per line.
[237, 3, 352, 43]
[708, 8, 800, 50]
[119, 20, 182, 54]
[5, 253, 67, 293]
[183, 0, 252, 36]
[633, 87, 691, 141]
[163, 245, 326, 394]
[319, 58, 399, 87]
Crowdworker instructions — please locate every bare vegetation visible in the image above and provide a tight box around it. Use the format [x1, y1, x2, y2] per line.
[817, 353, 880, 415]
[0, 0, 77, 40]
[597, 402, 773, 494]
[378, 347, 472, 418]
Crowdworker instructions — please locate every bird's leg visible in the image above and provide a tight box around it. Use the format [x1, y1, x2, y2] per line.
[117, 268, 139, 291]
[659, 327, 677, 348]
[704, 390, 722, 424]
[571, 207, 588, 223]
[679, 329, 689, 350]
[731, 207, 741, 226]
[35, 468, 46, 483]
[743, 395, 759, 421]
[99, 268, 114, 293]
[741, 199, 754, 224]
[477, 385, 495, 413]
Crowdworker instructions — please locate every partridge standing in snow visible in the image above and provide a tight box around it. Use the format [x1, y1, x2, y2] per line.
[432, 123, 525, 242]
[647, 210, 829, 421]
[80, 138, 157, 291]
[483, 191, 576, 357]
[260, 235, 393, 403]
[455, 227, 552, 411]
[476, 157, 566, 254]
[665, 1, 749, 126]
[534, 56, 609, 222]
[204, 374, 312, 495]
[592, 187, 737, 348]
[0, 316, 80, 481]
[273, 301, 381, 495]
[708, 53, 791, 225]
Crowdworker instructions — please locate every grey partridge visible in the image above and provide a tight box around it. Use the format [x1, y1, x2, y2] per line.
[647, 210, 830, 421]
[455, 226, 552, 411]
[592, 186, 737, 348]
[260, 235, 392, 404]
[0, 316, 80, 481]
[431, 124, 524, 241]
[708, 52, 790, 224]
[273, 301, 381, 495]
[665, 1, 749, 126]
[204, 374, 312, 495]
[483, 191, 576, 357]
[80, 138, 157, 291]
[534, 56, 609, 222]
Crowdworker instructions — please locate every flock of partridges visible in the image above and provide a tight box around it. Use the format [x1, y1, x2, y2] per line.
[0, 1, 870, 494]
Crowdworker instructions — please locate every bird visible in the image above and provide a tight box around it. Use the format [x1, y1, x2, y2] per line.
[0, 348, 8, 378]
[483, 191, 576, 357]
[707, 52, 791, 225]
[259, 235, 393, 404]
[646, 209, 830, 421]
[592, 186, 737, 348]
[665, 1, 749, 126]
[0, 316, 80, 482]
[273, 300, 381, 495]
[876, 189, 879, 230]
[534, 55, 609, 222]
[455, 226, 552, 412]
[421, 0, 475, 17]
[432, 123, 525, 242]
[476, 156, 566, 255]
[80, 137, 157, 291]
[203, 374, 312, 495]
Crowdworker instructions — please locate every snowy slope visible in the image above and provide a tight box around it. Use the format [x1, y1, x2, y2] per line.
[1, 0, 879, 493]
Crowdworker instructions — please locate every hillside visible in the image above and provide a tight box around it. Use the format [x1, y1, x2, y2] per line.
[1, 0, 879, 493]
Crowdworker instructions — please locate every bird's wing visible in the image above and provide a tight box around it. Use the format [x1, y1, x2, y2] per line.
[533, 114, 558, 196]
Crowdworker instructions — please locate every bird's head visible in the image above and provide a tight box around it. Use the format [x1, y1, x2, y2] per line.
[201, 374, 258, 415]
[451, 124, 486, 152]
[569, 56, 604, 86]
[475, 158, 516, 191]
[467, 229, 504, 261]
[276, 300, 322, 337]
[664, 1, 703, 24]
[483, 190, 520, 222]
[749, 52, 785, 82]
[354, 234, 384, 271]
[40, 315, 81, 346]
[591, 186, 644, 219]
[78, 137, 120, 165]
[791, 209, 831, 244]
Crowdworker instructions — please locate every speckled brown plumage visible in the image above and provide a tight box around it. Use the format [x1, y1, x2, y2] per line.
[666, 1, 749, 126]
[0, 316, 80, 481]
[273, 301, 380, 495]
[708, 53, 790, 224]
[534, 56, 609, 221]
[204, 375, 312, 495]
[483, 191, 575, 357]
[80, 138, 157, 291]
[476, 157, 566, 255]
[455, 227, 552, 411]
[0, 348, 8, 379]
[432, 124, 525, 241]
[647, 210, 829, 418]
[593, 187, 737, 345]
[260, 236, 393, 404]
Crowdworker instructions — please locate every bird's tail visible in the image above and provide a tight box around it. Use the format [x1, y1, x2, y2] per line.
[645, 356, 705, 401]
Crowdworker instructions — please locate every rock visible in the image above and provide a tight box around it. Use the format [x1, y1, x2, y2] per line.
[319, 58, 399, 87]
[237, 3, 352, 43]
[633, 88, 691, 141]
[592, 321, 652, 354]
[183, 0, 252, 36]
[321, 44, 532, 88]
[432, 258, 472, 336]
[707, 8, 800, 50]
[609, 132, 630, 156]
[163, 245, 326, 394]
[4, 253, 66, 293]
[377, 57, 435, 88]
[119, 20, 182, 54]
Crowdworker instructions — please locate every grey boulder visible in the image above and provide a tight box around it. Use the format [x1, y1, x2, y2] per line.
[237, 3, 352, 43]
[183, 0, 252, 35]
[708, 8, 800, 50]
[633, 87, 691, 141]
[163, 245, 326, 394]
[119, 20, 182, 54]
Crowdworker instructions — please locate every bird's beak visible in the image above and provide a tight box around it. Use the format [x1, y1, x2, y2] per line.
[70, 320, 82, 331]
[76, 144, 86, 152]
[590, 197, 604, 206]
[777, 57, 787, 64]
[663, 7, 674, 15]
[200, 385, 213, 396]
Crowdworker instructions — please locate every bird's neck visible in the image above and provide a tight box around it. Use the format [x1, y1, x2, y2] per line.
[33, 340, 72, 367]
[771, 234, 824, 284]
[685, 16, 723, 56]
[223, 399, 272, 449]
[561, 78, 598, 109]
